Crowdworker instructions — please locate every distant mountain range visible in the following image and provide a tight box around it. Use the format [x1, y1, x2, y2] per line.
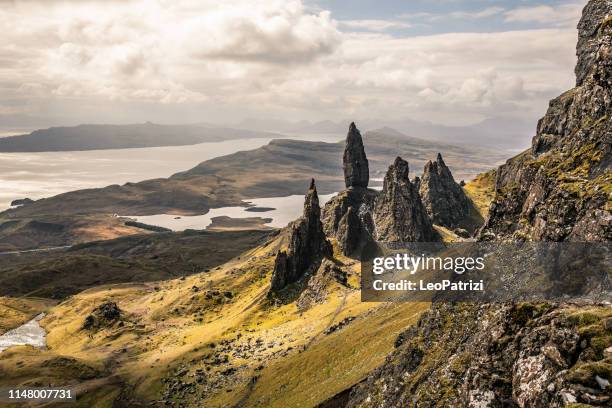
[239, 116, 536, 150]
[0, 122, 281, 152]
[0, 115, 536, 153]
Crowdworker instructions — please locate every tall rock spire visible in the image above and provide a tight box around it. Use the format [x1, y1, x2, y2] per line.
[270, 179, 331, 293]
[323, 123, 378, 255]
[419, 153, 470, 228]
[374, 157, 438, 242]
[343, 122, 369, 188]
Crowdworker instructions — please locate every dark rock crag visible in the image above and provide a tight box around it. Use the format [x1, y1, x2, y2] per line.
[324, 123, 379, 256]
[343, 122, 369, 189]
[345, 303, 611, 407]
[270, 179, 331, 292]
[336, 206, 361, 255]
[373, 157, 438, 242]
[323, 188, 378, 256]
[325, 124, 451, 254]
[419, 153, 471, 228]
[82, 301, 122, 330]
[480, 0, 611, 242]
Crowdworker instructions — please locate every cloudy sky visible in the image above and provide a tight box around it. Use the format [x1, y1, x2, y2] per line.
[0, 0, 585, 132]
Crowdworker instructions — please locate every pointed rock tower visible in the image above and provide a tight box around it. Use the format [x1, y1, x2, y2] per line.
[270, 179, 331, 292]
[323, 123, 379, 256]
[374, 157, 438, 242]
[343, 122, 369, 189]
[419, 153, 470, 228]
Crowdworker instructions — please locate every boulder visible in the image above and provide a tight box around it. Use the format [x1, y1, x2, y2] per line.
[82, 301, 122, 330]
[10, 198, 34, 207]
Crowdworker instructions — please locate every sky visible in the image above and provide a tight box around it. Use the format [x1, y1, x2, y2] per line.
[0, 0, 586, 132]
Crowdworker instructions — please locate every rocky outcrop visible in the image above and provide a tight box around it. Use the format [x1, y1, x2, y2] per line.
[575, 0, 612, 86]
[343, 122, 369, 189]
[270, 179, 331, 292]
[82, 301, 122, 330]
[10, 198, 34, 207]
[373, 157, 438, 242]
[346, 302, 611, 407]
[481, 0, 611, 242]
[324, 123, 378, 256]
[326, 124, 448, 253]
[336, 206, 361, 255]
[419, 153, 471, 228]
[323, 188, 378, 256]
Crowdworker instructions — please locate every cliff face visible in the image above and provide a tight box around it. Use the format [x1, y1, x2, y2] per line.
[419, 153, 471, 228]
[374, 157, 438, 242]
[480, 0, 611, 242]
[346, 303, 612, 408]
[270, 179, 331, 292]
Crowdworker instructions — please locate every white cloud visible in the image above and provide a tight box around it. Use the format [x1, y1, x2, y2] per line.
[328, 28, 576, 122]
[0, 0, 580, 127]
[400, 6, 505, 22]
[340, 19, 412, 32]
[504, 3, 584, 27]
[447, 6, 506, 20]
[0, 0, 340, 106]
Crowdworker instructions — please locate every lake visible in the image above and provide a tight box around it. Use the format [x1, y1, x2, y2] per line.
[0, 134, 341, 211]
[0, 313, 46, 353]
[125, 193, 337, 230]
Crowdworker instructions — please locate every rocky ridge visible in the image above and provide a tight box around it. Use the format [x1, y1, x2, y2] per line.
[338, 2, 612, 407]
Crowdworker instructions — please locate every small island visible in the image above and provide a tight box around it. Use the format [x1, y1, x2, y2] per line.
[244, 207, 276, 213]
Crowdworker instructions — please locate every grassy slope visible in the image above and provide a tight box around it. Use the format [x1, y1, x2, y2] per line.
[0, 169, 497, 407]
[0, 229, 270, 299]
[0, 297, 56, 335]
[0, 233, 428, 408]
[463, 169, 496, 218]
